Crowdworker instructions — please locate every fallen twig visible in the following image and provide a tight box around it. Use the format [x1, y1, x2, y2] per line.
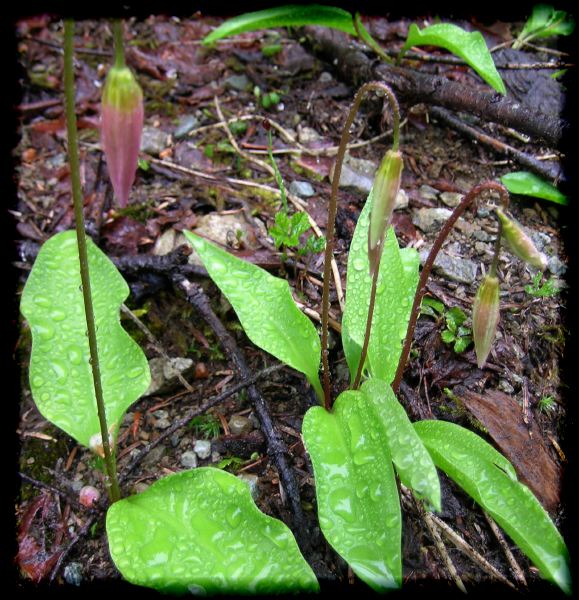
[173, 274, 311, 553]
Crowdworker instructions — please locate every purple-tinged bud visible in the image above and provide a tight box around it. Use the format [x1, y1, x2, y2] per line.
[472, 274, 500, 368]
[496, 207, 547, 270]
[368, 149, 403, 276]
[101, 65, 144, 207]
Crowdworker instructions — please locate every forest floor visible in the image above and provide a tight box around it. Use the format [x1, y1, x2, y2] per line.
[10, 11, 574, 596]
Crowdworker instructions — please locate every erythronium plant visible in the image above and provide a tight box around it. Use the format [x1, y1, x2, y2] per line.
[20, 21, 569, 597]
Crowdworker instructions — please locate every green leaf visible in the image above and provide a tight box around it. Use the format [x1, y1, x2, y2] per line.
[342, 186, 419, 383]
[184, 232, 323, 400]
[203, 4, 356, 45]
[20, 231, 150, 448]
[421, 296, 444, 317]
[302, 391, 402, 591]
[445, 306, 467, 330]
[500, 171, 568, 205]
[106, 468, 318, 594]
[440, 329, 456, 344]
[414, 421, 571, 595]
[401, 23, 506, 95]
[362, 379, 440, 511]
[453, 335, 472, 354]
[515, 4, 575, 48]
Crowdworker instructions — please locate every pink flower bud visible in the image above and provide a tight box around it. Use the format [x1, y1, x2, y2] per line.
[496, 207, 547, 270]
[101, 65, 144, 207]
[368, 149, 403, 276]
[472, 274, 500, 368]
[79, 485, 101, 508]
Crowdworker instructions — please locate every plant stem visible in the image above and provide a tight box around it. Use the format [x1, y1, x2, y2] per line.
[63, 20, 120, 503]
[391, 181, 510, 395]
[112, 20, 125, 68]
[352, 259, 380, 389]
[353, 12, 394, 65]
[321, 81, 400, 410]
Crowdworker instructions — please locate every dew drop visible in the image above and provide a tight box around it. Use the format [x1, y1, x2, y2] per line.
[51, 360, 68, 382]
[127, 366, 143, 378]
[50, 309, 66, 321]
[33, 295, 51, 308]
[225, 506, 242, 529]
[40, 392, 50, 402]
[34, 320, 55, 341]
[68, 345, 83, 365]
[32, 375, 45, 387]
[352, 257, 365, 272]
[329, 487, 355, 523]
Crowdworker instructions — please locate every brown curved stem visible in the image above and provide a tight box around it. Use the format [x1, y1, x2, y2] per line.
[321, 81, 400, 410]
[391, 181, 509, 395]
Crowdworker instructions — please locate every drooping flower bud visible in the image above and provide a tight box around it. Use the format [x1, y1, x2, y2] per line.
[496, 207, 548, 270]
[368, 149, 403, 276]
[472, 274, 500, 368]
[101, 65, 144, 207]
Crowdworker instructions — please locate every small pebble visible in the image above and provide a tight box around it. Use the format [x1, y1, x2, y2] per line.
[195, 362, 209, 379]
[237, 473, 259, 500]
[63, 562, 83, 586]
[194, 440, 212, 459]
[174, 114, 199, 139]
[180, 451, 198, 469]
[79, 485, 100, 508]
[153, 409, 171, 430]
[289, 180, 315, 198]
[228, 415, 253, 435]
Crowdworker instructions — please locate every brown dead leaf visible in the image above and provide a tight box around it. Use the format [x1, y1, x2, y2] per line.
[454, 385, 562, 513]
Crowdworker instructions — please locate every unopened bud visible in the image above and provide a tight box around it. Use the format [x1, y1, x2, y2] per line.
[472, 274, 500, 368]
[79, 485, 101, 508]
[368, 149, 403, 276]
[101, 65, 144, 207]
[496, 208, 547, 270]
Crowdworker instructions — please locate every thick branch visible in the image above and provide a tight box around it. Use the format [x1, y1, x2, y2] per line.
[298, 26, 566, 147]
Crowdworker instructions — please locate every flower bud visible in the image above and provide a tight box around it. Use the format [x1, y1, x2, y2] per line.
[472, 274, 500, 368]
[496, 207, 547, 270]
[368, 149, 403, 276]
[101, 65, 144, 207]
[88, 428, 115, 458]
[79, 485, 101, 508]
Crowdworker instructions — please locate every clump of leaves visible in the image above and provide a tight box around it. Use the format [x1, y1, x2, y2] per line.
[421, 298, 473, 354]
[525, 272, 562, 297]
[513, 4, 575, 49]
[188, 415, 221, 439]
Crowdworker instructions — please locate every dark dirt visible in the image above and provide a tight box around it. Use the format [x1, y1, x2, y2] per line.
[9, 11, 574, 596]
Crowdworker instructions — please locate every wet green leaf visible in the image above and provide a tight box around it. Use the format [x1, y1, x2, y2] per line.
[362, 379, 440, 511]
[184, 232, 323, 400]
[401, 23, 506, 95]
[302, 390, 401, 591]
[500, 171, 568, 205]
[414, 420, 571, 595]
[106, 468, 318, 594]
[342, 187, 419, 383]
[203, 5, 355, 45]
[20, 231, 150, 448]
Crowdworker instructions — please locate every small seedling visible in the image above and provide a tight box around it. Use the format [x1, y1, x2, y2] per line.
[421, 299, 473, 354]
[525, 272, 562, 297]
[188, 415, 221, 439]
[538, 395, 557, 413]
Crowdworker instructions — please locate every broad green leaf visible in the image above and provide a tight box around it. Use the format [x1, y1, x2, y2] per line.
[184, 232, 323, 400]
[342, 187, 418, 383]
[20, 231, 150, 448]
[106, 468, 318, 594]
[203, 5, 355, 45]
[302, 390, 402, 591]
[414, 420, 571, 595]
[500, 171, 568, 205]
[401, 23, 506, 95]
[515, 4, 575, 48]
[362, 379, 440, 511]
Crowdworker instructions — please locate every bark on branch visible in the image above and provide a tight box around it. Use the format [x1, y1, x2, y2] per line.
[298, 26, 566, 147]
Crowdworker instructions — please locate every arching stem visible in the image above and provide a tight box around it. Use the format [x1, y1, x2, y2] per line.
[321, 81, 400, 410]
[391, 181, 510, 395]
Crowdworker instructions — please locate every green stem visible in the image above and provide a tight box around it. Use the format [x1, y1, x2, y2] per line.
[320, 81, 400, 409]
[353, 12, 394, 65]
[63, 20, 120, 503]
[112, 20, 125, 68]
[391, 181, 510, 395]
